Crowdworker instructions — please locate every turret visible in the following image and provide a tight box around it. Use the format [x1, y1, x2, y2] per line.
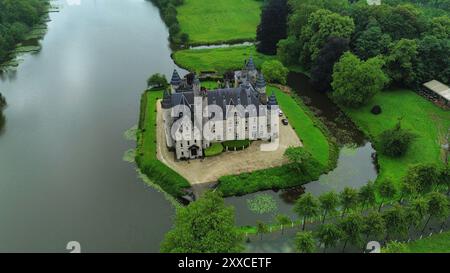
[170, 69, 182, 93]
[256, 72, 267, 104]
[162, 89, 174, 148]
[193, 75, 201, 97]
[246, 56, 257, 82]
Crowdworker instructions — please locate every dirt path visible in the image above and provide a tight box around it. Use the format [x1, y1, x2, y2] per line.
[156, 101, 302, 185]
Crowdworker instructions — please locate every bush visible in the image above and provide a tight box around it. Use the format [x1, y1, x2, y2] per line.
[379, 122, 415, 157]
[261, 60, 289, 85]
[371, 105, 382, 115]
[205, 143, 224, 157]
[223, 140, 251, 150]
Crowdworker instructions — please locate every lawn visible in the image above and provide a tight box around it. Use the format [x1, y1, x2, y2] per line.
[173, 45, 275, 74]
[344, 89, 450, 187]
[177, 0, 262, 45]
[269, 86, 330, 166]
[404, 231, 450, 253]
[135, 90, 190, 197]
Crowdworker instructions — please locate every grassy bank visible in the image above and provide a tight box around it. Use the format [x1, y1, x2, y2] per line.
[344, 89, 450, 187]
[403, 231, 450, 253]
[217, 86, 337, 196]
[135, 90, 190, 198]
[173, 45, 275, 74]
[177, 0, 262, 45]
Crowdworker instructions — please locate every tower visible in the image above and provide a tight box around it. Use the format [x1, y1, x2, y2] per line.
[170, 69, 182, 93]
[267, 91, 279, 141]
[162, 89, 174, 148]
[193, 74, 201, 97]
[246, 56, 257, 82]
[256, 72, 267, 104]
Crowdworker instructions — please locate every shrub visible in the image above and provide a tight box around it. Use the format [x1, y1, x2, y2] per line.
[371, 105, 382, 115]
[379, 122, 415, 157]
[205, 143, 224, 157]
[261, 60, 289, 84]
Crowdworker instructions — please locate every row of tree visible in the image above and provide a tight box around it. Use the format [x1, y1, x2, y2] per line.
[257, 0, 450, 108]
[292, 189, 449, 253]
[148, 0, 189, 45]
[0, 0, 49, 64]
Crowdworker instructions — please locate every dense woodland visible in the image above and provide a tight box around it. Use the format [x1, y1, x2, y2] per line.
[0, 0, 49, 64]
[257, 0, 449, 107]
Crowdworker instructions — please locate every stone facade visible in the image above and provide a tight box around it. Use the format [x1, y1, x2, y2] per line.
[162, 58, 279, 160]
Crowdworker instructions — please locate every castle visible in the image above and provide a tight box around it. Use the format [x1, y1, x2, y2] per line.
[161, 57, 279, 160]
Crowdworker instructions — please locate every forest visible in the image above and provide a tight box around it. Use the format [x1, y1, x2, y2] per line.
[0, 0, 49, 64]
[256, 0, 449, 99]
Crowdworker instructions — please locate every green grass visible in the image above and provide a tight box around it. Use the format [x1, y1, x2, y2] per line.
[177, 0, 262, 45]
[136, 90, 190, 197]
[403, 231, 450, 253]
[269, 86, 330, 166]
[173, 45, 276, 74]
[344, 89, 450, 187]
[205, 143, 224, 157]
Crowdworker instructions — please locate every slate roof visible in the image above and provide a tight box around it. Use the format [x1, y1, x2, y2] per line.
[246, 56, 256, 71]
[170, 69, 182, 85]
[256, 73, 266, 88]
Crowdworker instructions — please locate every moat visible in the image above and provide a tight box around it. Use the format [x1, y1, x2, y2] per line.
[0, 0, 377, 251]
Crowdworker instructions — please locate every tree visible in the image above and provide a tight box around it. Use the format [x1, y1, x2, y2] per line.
[160, 191, 243, 253]
[358, 181, 377, 210]
[294, 193, 320, 231]
[377, 179, 398, 212]
[403, 197, 428, 235]
[339, 187, 359, 217]
[427, 16, 450, 39]
[331, 52, 389, 107]
[363, 210, 386, 242]
[422, 192, 449, 233]
[277, 36, 301, 65]
[439, 167, 450, 195]
[294, 231, 315, 253]
[299, 9, 355, 67]
[404, 164, 441, 195]
[147, 73, 168, 89]
[415, 35, 450, 85]
[354, 18, 391, 60]
[256, 0, 288, 55]
[339, 213, 364, 252]
[319, 191, 339, 224]
[383, 205, 408, 241]
[310, 37, 349, 92]
[378, 4, 426, 40]
[384, 39, 418, 86]
[256, 221, 269, 240]
[261, 60, 289, 85]
[284, 147, 312, 174]
[379, 121, 415, 157]
[315, 223, 343, 253]
[275, 214, 292, 235]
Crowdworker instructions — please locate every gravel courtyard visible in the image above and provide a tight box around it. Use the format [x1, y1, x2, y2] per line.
[156, 101, 303, 185]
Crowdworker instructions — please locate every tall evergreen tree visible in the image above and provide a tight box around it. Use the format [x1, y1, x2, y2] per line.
[256, 0, 288, 55]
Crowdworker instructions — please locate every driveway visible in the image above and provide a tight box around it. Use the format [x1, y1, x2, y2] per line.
[156, 101, 302, 185]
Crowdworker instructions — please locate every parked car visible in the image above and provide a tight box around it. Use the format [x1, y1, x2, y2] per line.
[278, 110, 284, 117]
[282, 119, 289, 126]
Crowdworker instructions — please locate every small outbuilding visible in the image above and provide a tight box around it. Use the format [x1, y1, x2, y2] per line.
[422, 80, 450, 108]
